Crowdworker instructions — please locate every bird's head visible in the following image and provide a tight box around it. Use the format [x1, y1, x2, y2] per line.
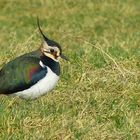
[37, 18, 69, 62]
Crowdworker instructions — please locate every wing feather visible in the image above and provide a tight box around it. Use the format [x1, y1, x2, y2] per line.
[0, 50, 47, 94]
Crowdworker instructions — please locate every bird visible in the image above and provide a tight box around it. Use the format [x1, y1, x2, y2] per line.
[0, 18, 69, 100]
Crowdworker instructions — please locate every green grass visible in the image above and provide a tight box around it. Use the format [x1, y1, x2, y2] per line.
[0, 0, 140, 139]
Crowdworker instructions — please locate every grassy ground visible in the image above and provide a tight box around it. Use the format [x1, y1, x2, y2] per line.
[0, 0, 140, 139]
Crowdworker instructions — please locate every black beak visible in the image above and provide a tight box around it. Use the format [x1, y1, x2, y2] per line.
[61, 54, 69, 61]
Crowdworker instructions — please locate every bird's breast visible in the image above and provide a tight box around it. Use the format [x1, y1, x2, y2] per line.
[12, 67, 59, 99]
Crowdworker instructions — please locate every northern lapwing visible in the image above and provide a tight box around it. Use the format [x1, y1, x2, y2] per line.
[0, 18, 68, 100]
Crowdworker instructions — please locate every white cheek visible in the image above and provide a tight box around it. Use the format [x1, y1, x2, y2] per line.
[44, 52, 53, 58]
[57, 52, 60, 56]
[44, 52, 59, 62]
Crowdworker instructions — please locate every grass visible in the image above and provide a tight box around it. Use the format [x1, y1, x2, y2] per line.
[0, 0, 140, 139]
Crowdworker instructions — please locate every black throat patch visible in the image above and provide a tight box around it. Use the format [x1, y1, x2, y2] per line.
[40, 56, 60, 76]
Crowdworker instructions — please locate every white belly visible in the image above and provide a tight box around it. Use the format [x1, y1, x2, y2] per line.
[12, 67, 59, 99]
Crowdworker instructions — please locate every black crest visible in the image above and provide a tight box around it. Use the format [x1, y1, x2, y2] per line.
[37, 17, 62, 53]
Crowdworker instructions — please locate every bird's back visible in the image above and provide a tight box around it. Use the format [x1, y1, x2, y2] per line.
[0, 49, 46, 94]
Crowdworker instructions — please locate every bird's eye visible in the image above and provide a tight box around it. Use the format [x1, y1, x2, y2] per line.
[50, 49, 54, 53]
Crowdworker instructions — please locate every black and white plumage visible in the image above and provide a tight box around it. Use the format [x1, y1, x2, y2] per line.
[0, 18, 68, 99]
